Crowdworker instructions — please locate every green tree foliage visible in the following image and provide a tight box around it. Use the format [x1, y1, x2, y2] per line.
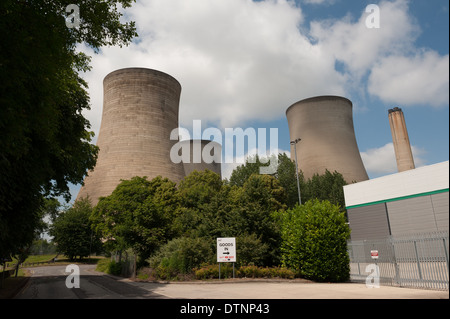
[275, 200, 351, 282]
[0, 0, 137, 261]
[50, 198, 102, 260]
[234, 174, 285, 265]
[91, 176, 178, 260]
[171, 171, 284, 267]
[148, 237, 213, 278]
[228, 155, 264, 187]
[235, 233, 269, 267]
[302, 170, 347, 210]
[229, 153, 347, 210]
[273, 153, 301, 208]
[91, 168, 350, 280]
[173, 170, 225, 238]
[29, 239, 57, 255]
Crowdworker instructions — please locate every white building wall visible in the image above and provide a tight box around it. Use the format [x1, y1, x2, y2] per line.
[344, 161, 449, 208]
[344, 161, 449, 240]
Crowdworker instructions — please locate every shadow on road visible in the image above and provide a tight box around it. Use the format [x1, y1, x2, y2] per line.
[15, 265, 170, 299]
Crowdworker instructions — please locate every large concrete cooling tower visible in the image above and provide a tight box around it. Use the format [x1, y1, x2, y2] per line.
[77, 68, 186, 205]
[286, 96, 369, 183]
[388, 107, 415, 172]
[179, 140, 222, 177]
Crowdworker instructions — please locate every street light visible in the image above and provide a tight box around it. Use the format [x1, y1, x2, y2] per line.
[290, 138, 302, 205]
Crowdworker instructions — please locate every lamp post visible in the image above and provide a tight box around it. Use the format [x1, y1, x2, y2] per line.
[290, 138, 302, 205]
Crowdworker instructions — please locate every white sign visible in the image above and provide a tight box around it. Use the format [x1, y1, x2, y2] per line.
[371, 250, 379, 259]
[217, 237, 236, 263]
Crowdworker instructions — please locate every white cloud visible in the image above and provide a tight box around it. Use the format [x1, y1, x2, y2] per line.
[308, 0, 449, 109]
[368, 50, 450, 107]
[80, 0, 346, 136]
[79, 0, 447, 143]
[361, 142, 427, 177]
[309, 0, 419, 76]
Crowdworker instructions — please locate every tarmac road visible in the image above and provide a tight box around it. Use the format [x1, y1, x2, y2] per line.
[15, 264, 448, 299]
[15, 264, 167, 299]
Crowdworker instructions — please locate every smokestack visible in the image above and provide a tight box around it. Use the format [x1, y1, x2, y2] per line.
[286, 96, 369, 183]
[388, 107, 415, 172]
[77, 68, 186, 205]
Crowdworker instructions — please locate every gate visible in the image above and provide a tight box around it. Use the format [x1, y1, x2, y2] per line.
[348, 232, 449, 290]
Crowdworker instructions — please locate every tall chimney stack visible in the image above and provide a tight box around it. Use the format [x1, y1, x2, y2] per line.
[388, 107, 415, 172]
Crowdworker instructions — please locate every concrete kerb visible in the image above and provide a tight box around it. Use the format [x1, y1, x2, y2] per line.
[132, 277, 316, 285]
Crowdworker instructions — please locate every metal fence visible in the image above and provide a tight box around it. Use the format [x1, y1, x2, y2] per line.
[348, 232, 449, 290]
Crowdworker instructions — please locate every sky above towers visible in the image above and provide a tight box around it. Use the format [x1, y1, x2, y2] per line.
[75, 0, 449, 200]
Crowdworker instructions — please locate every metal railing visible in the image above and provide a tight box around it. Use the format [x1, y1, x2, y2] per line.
[348, 232, 449, 290]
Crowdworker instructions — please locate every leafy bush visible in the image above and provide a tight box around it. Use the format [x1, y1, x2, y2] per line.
[96, 258, 123, 276]
[96, 258, 110, 272]
[194, 264, 295, 280]
[148, 237, 213, 279]
[235, 234, 269, 267]
[107, 260, 123, 276]
[238, 266, 295, 279]
[195, 264, 235, 280]
[276, 199, 351, 282]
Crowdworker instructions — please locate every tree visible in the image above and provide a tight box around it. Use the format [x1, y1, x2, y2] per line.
[50, 198, 102, 260]
[229, 155, 262, 187]
[236, 174, 285, 265]
[276, 200, 351, 282]
[228, 153, 347, 210]
[173, 170, 223, 238]
[91, 176, 178, 260]
[148, 237, 214, 278]
[302, 170, 347, 210]
[274, 153, 301, 208]
[0, 0, 137, 261]
[169, 171, 284, 268]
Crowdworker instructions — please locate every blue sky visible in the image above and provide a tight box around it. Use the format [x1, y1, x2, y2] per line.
[71, 0, 449, 202]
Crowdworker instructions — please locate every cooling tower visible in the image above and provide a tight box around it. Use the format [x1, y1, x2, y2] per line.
[286, 96, 369, 183]
[388, 107, 415, 172]
[179, 140, 222, 177]
[77, 68, 186, 205]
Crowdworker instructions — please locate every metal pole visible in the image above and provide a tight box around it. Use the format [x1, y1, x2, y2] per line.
[291, 139, 302, 205]
[413, 240, 423, 280]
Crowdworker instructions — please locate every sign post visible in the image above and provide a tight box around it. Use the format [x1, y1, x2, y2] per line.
[217, 238, 236, 279]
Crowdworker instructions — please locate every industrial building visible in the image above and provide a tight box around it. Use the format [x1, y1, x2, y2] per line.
[344, 106, 449, 240]
[344, 161, 449, 241]
[286, 96, 369, 183]
[345, 161, 449, 289]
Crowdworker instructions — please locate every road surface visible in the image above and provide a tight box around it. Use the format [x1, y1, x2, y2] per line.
[15, 264, 448, 299]
[16, 264, 167, 299]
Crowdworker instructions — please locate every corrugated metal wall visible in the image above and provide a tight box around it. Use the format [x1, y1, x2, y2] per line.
[347, 191, 449, 240]
[432, 192, 450, 233]
[387, 196, 438, 236]
[347, 203, 390, 240]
